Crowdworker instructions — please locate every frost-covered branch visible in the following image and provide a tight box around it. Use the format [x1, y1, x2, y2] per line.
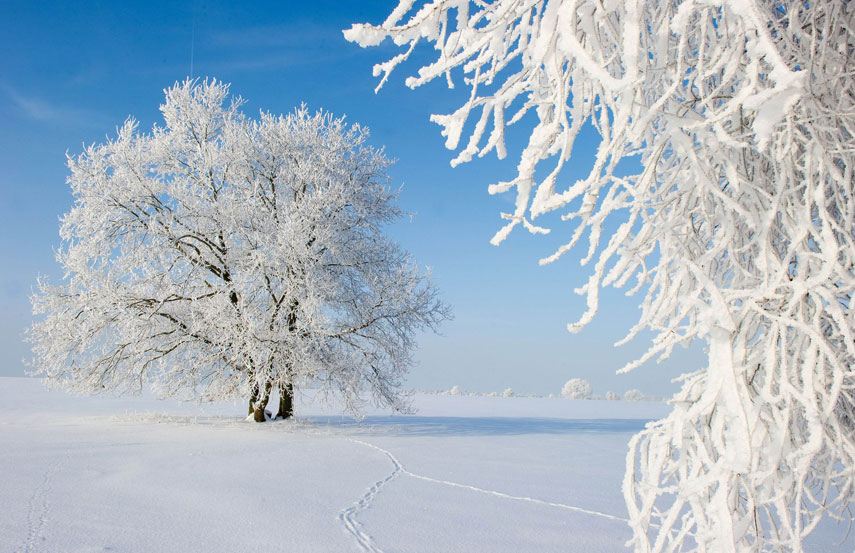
[347, 1, 855, 551]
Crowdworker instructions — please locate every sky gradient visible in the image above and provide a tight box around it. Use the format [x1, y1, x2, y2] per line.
[0, 0, 704, 397]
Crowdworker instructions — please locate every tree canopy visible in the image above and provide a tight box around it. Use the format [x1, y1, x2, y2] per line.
[29, 80, 450, 420]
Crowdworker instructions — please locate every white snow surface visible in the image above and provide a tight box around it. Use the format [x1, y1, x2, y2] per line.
[1, 377, 850, 552]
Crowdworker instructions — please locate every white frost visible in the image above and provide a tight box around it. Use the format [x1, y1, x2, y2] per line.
[347, 2, 855, 551]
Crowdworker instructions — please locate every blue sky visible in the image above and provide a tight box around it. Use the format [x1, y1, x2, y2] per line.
[0, 0, 704, 397]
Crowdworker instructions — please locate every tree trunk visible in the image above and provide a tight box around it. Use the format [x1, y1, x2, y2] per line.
[276, 305, 299, 421]
[276, 381, 294, 419]
[248, 381, 259, 417]
[251, 380, 272, 422]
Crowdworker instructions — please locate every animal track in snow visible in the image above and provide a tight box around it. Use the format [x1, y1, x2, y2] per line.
[18, 456, 65, 553]
[338, 441, 402, 553]
[337, 436, 628, 552]
[348, 438, 628, 523]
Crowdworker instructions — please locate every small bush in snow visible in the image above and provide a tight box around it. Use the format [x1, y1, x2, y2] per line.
[448, 385, 462, 396]
[606, 391, 619, 401]
[561, 378, 592, 399]
[502, 388, 514, 397]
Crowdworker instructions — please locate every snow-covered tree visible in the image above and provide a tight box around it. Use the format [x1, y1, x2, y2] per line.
[561, 378, 591, 400]
[623, 389, 644, 403]
[28, 79, 450, 422]
[605, 391, 618, 401]
[347, 1, 855, 551]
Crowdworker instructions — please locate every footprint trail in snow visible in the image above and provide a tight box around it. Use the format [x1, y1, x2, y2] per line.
[348, 438, 628, 522]
[337, 436, 628, 552]
[337, 441, 402, 553]
[18, 455, 66, 553]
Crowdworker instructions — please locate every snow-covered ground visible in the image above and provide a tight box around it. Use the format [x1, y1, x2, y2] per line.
[1, 377, 851, 552]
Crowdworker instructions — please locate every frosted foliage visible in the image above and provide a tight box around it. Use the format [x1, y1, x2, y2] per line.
[623, 389, 644, 402]
[28, 80, 449, 416]
[347, 2, 855, 552]
[561, 378, 591, 399]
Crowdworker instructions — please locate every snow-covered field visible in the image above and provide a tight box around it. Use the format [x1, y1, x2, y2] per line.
[1, 377, 851, 553]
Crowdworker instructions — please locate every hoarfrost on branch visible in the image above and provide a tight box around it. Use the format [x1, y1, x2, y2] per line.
[346, 1, 855, 551]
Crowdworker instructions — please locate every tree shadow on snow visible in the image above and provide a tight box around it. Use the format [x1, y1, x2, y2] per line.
[305, 415, 652, 437]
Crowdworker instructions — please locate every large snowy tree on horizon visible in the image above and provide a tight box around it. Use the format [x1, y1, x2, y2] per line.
[28, 79, 450, 422]
[346, 1, 855, 551]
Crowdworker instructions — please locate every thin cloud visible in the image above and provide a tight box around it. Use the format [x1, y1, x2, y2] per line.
[190, 21, 365, 73]
[1, 83, 108, 127]
[64, 66, 107, 88]
[210, 22, 342, 49]
[3, 84, 61, 121]
[199, 48, 359, 74]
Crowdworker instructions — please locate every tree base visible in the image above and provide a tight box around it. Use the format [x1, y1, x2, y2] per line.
[248, 382, 293, 421]
[276, 382, 294, 420]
